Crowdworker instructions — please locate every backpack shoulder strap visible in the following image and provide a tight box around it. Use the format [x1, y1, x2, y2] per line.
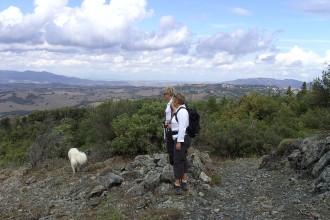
[174, 106, 186, 122]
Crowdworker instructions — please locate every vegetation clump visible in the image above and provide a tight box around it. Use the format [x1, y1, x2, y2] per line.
[0, 67, 329, 167]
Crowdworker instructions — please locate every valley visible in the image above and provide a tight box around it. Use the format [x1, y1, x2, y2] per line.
[0, 83, 292, 119]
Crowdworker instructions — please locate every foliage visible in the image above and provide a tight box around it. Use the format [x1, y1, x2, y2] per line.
[76, 99, 144, 148]
[108, 101, 164, 155]
[28, 118, 68, 168]
[309, 66, 330, 108]
[0, 140, 30, 168]
[276, 138, 298, 157]
[0, 68, 330, 166]
[301, 108, 330, 130]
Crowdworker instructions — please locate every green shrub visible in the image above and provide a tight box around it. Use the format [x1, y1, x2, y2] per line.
[302, 108, 330, 130]
[28, 118, 68, 168]
[276, 138, 298, 157]
[108, 113, 163, 155]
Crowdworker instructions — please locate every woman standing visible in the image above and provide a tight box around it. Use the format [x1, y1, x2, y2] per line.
[162, 87, 175, 165]
[171, 92, 191, 195]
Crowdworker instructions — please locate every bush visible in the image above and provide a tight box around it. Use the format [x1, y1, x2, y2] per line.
[108, 113, 163, 155]
[276, 138, 298, 157]
[302, 108, 330, 130]
[28, 118, 68, 168]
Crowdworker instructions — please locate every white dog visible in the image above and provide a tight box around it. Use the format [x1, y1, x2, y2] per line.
[68, 148, 87, 175]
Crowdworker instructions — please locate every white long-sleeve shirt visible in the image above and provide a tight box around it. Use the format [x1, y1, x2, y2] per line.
[171, 105, 189, 142]
[165, 98, 173, 122]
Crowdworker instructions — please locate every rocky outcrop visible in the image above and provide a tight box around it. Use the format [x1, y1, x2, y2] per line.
[0, 148, 214, 219]
[1, 145, 329, 219]
[260, 135, 330, 194]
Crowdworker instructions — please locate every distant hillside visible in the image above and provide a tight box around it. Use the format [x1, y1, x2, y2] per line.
[0, 70, 305, 88]
[0, 70, 99, 85]
[224, 78, 304, 89]
[0, 70, 134, 86]
[0, 70, 177, 87]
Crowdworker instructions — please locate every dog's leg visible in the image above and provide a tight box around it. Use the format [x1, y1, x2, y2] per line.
[71, 164, 76, 175]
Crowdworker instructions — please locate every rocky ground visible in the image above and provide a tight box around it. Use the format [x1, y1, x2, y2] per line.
[209, 158, 329, 220]
[0, 150, 329, 220]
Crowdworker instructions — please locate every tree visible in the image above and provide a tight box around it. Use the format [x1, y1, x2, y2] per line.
[310, 66, 330, 107]
[0, 117, 11, 130]
[207, 96, 218, 113]
[297, 82, 308, 100]
[286, 86, 293, 97]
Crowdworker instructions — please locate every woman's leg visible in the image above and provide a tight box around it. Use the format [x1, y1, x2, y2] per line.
[182, 134, 191, 182]
[173, 139, 185, 181]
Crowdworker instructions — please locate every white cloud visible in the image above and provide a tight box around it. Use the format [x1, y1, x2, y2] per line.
[275, 46, 322, 66]
[0, 0, 66, 43]
[196, 29, 276, 58]
[0, 0, 193, 53]
[212, 52, 236, 65]
[0, 6, 23, 26]
[127, 16, 191, 51]
[0, 0, 328, 83]
[230, 7, 252, 16]
[325, 50, 330, 63]
[0, 43, 326, 82]
[293, 0, 330, 16]
[45, 0, 154, 48]
[255, 53, 276, 63]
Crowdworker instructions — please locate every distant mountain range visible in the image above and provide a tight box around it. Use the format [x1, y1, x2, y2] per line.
[0, 70, 102, 85]
[0, 70, 174, 87]
[0, 70, 304, 88]
[224, 78, 304, 89]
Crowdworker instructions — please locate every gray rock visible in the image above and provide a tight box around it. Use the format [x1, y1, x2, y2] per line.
[99, 172, 123, 189]
[314, 166, 330, 193]
[143, 171, 161, 192]
[121, 170, 143, 181]
[2, 145, 330, 220]
[125, 183, 145, 197]
[154, 183, 172, 196]
[89, 185, 106, 198]
[200, 171, 212, 183]
[160, 165, 174, 184]
[132, 155, 152, 168]
[312, 151, 330, 178]
[300, 137, 327, 169]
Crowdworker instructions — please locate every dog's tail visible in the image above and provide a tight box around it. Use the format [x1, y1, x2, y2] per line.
[76, 152, 87, 165]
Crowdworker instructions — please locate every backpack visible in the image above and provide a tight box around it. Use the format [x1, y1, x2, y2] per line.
[175, 106, 201, 138]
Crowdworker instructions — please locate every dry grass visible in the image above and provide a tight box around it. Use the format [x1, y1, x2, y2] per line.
[85, 162, 106, 173]
[137, 208, 184, 220]
[204, 168, 222, 186]
[276, 138, 298, 156]
[98, 166, 114, 176]
[84, 156, 134, 177]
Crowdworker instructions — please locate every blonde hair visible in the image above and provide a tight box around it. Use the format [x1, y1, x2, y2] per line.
[163, 87, 174, 96]
[173, 92, 185, 105]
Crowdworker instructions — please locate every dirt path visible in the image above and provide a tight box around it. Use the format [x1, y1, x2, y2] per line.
[198, 158, 330, 220]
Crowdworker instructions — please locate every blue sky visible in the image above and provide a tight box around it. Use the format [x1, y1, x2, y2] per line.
[0, 0, 329, 82]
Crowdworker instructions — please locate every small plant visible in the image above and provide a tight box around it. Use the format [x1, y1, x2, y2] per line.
[204, 170, 222, 186]
[97, 196, 124, 220]
[138, 208, 183, 220]
[276, 138, 297, 156]
[84, 162, 105, 173]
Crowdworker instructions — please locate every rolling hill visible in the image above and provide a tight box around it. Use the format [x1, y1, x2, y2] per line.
[224, 78, 304, 89]
[0, 70, 305, 88]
